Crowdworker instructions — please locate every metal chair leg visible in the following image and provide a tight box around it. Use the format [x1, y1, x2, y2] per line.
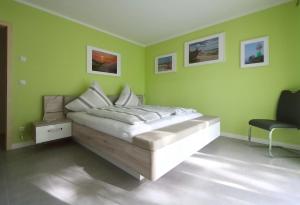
[268, 129, 274, 157]
[248, 125, 252, 144]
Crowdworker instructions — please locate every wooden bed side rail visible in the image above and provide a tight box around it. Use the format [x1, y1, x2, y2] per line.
[149, 121, 220, 181]
[132, 116, 220, 151]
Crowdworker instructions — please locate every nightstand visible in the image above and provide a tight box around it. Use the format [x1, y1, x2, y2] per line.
[34, 119, 72, 144]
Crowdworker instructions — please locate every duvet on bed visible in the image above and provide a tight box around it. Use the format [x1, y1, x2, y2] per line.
[67, 105, 202, 142]
[87, 105, 197, 125]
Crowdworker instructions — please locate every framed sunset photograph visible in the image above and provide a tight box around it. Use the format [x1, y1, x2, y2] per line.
[155, 53, 176, 74]
[184, 33, 225, 67]
[87, 46, 121, 76]
[241, 36, 269, 68]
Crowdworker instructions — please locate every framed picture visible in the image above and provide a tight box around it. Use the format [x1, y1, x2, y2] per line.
[155, 53, 176, 74]
[241, 36, 269, 68]
[184, 33, 225, 67]
[87, 46, 121, 76]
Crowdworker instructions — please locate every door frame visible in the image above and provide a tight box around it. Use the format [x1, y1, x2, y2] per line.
[0, 21, 12, 150]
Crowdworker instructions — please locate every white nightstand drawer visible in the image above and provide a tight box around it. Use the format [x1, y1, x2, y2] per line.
[36, 122, 71, 144]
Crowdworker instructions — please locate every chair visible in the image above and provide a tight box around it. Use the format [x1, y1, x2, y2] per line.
[248, 90, 300, 157]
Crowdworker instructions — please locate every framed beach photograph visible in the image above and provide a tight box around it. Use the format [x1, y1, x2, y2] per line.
[87, 46, 121, 76]
[241, 36, 269, 68]
[184, 33, 225, 67]
[155, 53, 176, 74]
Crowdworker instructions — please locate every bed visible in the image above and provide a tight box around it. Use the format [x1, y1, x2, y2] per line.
[60, 95, 220, 181]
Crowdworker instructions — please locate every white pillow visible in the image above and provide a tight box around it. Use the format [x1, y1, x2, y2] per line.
[65, 82, 112, 112]
[115, 85, 140, 106]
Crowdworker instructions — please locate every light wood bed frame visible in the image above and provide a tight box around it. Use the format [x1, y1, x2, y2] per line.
[72, 118, 220, 181]
[45, 95, 220, 181]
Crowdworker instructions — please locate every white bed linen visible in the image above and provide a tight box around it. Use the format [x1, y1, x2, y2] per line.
[67, 112, 202, 142]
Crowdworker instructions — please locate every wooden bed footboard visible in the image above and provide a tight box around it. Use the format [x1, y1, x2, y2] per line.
[72, 122, 152, 179]
[72, 116, 220, 181]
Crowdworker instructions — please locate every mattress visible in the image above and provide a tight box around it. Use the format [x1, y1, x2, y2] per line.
[67, 111, 202, 142]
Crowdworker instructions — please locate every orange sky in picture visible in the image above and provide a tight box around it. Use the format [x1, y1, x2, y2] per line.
[92, 51, 117, 64]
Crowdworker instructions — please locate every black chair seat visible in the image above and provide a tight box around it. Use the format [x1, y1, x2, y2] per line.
[249, 119, 297, 131]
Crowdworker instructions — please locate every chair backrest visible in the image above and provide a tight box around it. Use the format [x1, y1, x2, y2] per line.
[276, 90, 300, 127]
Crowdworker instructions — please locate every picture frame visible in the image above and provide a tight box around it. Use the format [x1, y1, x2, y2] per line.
[87, 46, 121, 76]
[240, 36, 269, 68]
[184, 33, 225, 67]
[155, 53, 176, 74]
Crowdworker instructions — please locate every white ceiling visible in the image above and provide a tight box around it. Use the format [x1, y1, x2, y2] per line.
[16, 0, 290, 46]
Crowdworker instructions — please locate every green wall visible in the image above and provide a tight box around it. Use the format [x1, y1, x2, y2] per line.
[0, 0, 145, 144]
[145, 2, 300, 145]
[1, 0, 300, 146]
[297, 4, 300, 78]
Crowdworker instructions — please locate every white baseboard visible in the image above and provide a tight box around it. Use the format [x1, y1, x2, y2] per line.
[11, 140, 35, 150]
[222, 132, 300, 151]
[10, 133, 300, 152]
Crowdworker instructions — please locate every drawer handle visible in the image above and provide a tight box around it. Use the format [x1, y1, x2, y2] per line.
[48, 128, 63, 133]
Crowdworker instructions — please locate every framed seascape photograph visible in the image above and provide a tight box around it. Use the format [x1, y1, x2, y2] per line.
[241, 36, 269, 68]
[184, 33, 225, 67]
[87, 46, 121, 76]
[155, 53, 176, 74]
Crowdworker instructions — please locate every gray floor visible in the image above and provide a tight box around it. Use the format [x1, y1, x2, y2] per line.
[0, 137, 300, 205]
